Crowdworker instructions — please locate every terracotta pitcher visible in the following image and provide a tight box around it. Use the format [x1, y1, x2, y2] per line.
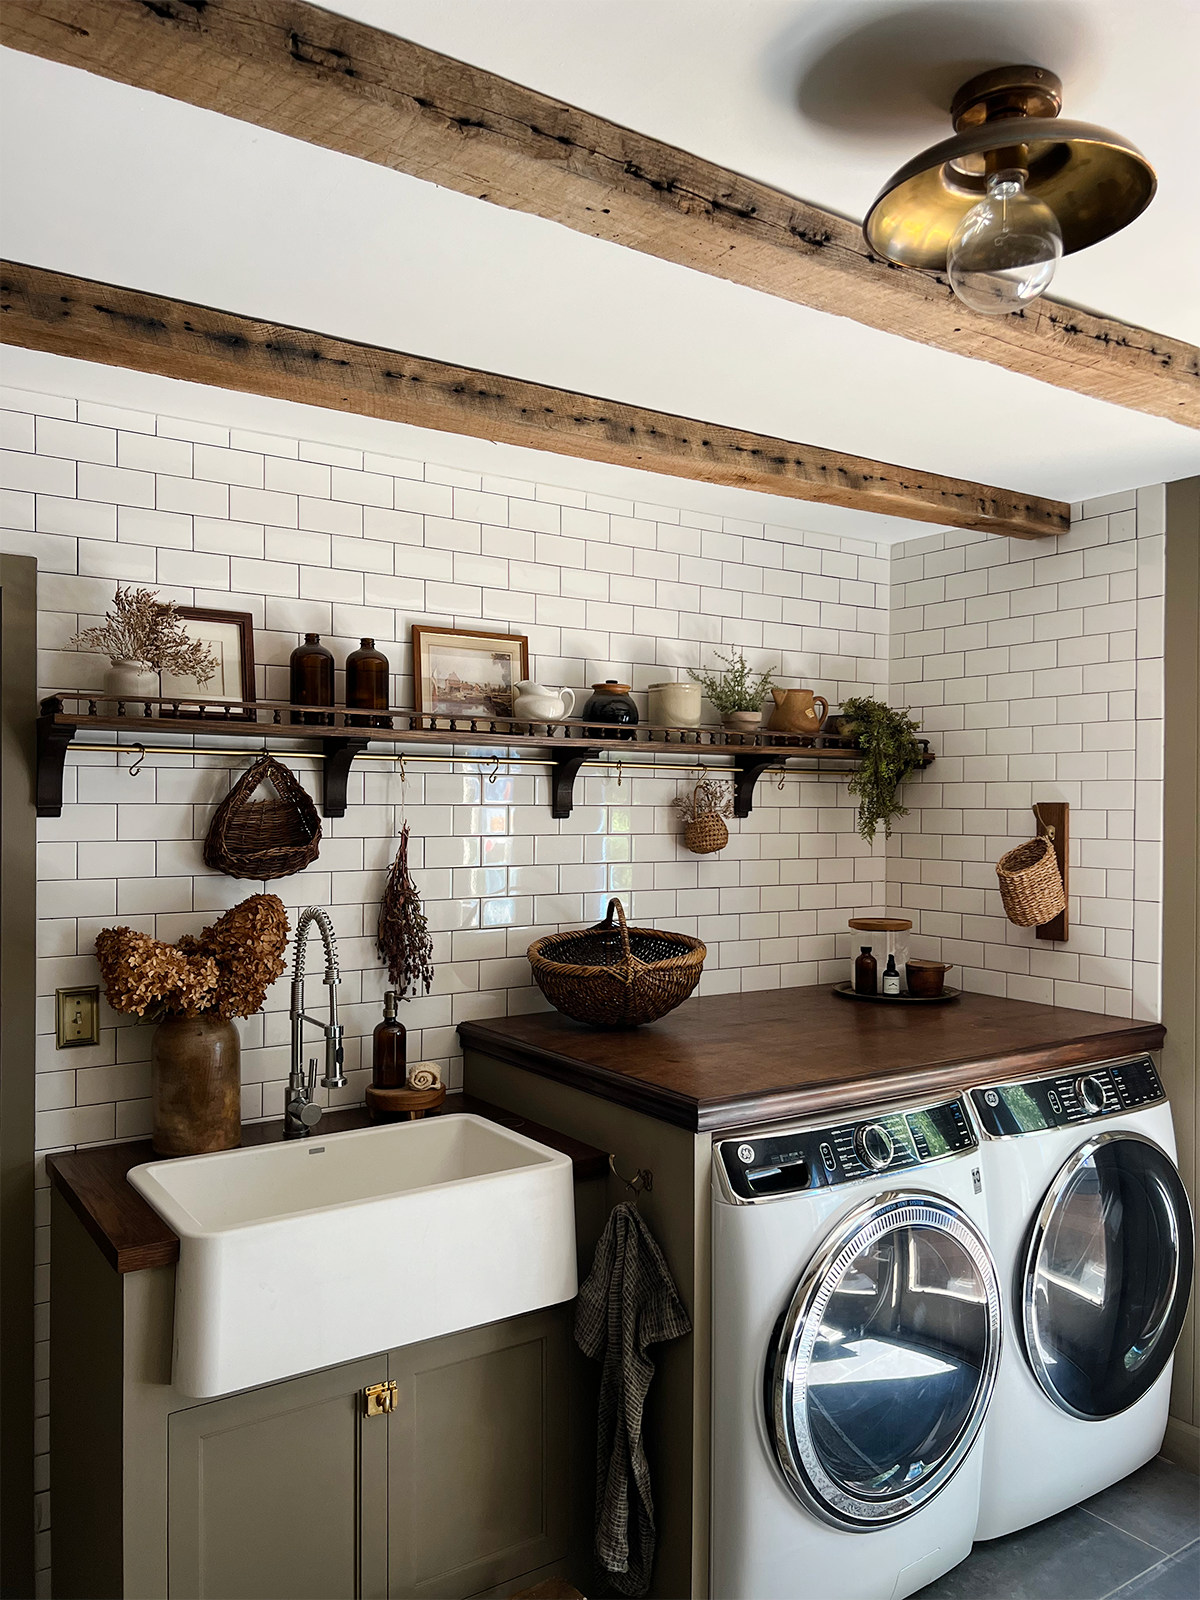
[768, 688, 829, 735]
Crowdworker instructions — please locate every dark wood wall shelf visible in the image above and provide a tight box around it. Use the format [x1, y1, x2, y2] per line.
[37, 692, 932, 820]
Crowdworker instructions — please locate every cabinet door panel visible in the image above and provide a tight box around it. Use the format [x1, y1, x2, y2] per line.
[168, 1356, 388, 1600]
[388, 1308, 570, 1600]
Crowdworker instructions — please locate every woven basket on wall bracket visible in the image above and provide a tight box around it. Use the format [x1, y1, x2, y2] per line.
[682, 783, 729, 855]
[995, 834, 1066, 927]
[204, 754, 322, 880]
[527, 897, 706, 1029]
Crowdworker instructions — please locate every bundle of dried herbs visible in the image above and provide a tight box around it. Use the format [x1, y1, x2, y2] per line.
[377, 822, 435, 1000]
[96, 893, 289, 1020]
[71, 584, 218, 684]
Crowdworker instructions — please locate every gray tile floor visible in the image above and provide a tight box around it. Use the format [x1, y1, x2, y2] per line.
[916, 1458, 1199, 1600]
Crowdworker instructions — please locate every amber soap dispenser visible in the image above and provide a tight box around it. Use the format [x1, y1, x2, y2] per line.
[372, 990, 407, 1088]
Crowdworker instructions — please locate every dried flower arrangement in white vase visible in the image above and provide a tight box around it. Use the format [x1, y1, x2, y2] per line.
[71, 584, 219, 700]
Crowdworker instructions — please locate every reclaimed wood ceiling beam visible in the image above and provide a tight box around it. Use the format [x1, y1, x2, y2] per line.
[1, 0, 1195, 429]
[0, 262, 1067, 539]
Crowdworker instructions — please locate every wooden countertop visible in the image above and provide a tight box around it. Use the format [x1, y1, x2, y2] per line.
[46, 1093, 608, 1275]
[458, 986, 1165, 1133]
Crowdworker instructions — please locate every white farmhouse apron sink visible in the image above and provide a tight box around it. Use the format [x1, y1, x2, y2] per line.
[129, 1114, 577, 1398]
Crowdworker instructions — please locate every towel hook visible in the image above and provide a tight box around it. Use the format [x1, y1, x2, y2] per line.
[609, 1153, 653, 1196]
[127, 743, 146, 779]
[485, 754, 501, 783]
[1033, 802, 1056, 841]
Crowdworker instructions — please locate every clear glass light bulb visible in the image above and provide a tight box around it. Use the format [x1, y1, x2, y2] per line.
[947, 169, 1063, 315]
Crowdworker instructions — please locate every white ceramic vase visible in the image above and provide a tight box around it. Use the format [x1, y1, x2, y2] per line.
[104, 660, 159, 702]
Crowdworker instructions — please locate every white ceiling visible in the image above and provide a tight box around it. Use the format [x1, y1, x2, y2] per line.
[1, 0, 1197, 539]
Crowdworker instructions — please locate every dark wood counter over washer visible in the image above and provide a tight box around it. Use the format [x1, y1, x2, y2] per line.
[458, 985, 1166, 1134]
[457, 984, 1167, 1600]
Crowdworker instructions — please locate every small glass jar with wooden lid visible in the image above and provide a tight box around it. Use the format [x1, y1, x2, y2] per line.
[847, 917, 912, 994]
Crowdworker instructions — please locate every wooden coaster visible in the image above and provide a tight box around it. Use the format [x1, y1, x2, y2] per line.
[365, 1082, 447, 1122]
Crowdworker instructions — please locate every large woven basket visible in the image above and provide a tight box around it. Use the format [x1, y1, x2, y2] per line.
[527, 898, 706, 1028]
[996, 835, 1066, 927]
[204, 754, 321, 880]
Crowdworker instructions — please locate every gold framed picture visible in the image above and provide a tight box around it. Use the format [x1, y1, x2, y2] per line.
[411, 626, 529, 722]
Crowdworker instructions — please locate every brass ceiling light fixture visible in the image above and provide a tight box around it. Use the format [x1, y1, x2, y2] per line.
[863, 65, 1156, 314]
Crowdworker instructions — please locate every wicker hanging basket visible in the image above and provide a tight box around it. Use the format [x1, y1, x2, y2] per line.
[204, 754, 321, 880]
[527, 897, 706, 1028]
[683, 782, 729, 855]
[996, 834, 1066, 927]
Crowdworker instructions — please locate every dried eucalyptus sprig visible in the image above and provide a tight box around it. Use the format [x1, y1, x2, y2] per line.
[673, 777, 734, 823]
[687, 649, 777, 715]
[71, 584, 219, 685]
[377, 822, 435, 1000]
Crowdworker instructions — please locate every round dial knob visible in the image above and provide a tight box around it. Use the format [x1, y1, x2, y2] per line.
[855, 1123, 894, 1171]
[298, 1101, 323, 1128]
[1077, 1074, 1106, 1114]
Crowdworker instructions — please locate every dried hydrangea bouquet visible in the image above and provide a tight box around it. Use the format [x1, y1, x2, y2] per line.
[96, 894, 289, 1155]
[71, 584, 218, 701]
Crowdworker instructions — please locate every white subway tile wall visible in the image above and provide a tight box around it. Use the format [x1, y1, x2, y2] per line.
[885, 487, 1165, 1022]
[1, 379, 1168, 1595]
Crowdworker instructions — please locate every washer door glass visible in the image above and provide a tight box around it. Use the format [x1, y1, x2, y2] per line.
[1024, 1133, 1194, 1420]
[769, 1195, 1002, 1529]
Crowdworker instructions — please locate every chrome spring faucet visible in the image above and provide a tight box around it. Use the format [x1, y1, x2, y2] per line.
[286, 906, 347, 1136]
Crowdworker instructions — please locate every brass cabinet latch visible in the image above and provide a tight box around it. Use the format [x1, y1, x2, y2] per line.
[362, 1381, 397, 1417]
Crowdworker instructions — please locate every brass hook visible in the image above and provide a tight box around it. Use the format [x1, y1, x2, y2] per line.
[778, 768, 786, 790]
[486, 754, 501, 783]
[1033, 802, 1056, 841]
[127, 743, 146, 779]
[616, 760, 623, 786]
[609, 1153, 652, 1196]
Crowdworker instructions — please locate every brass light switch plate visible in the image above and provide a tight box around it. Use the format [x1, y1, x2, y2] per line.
[56, 986, 100, 1048]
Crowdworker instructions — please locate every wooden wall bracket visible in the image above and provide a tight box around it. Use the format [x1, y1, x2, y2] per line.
[1034, 801, 1070, 941]
[551, 748, 600, 819]
[733, 754, 778, 819]
[320, 737, 370, 818]
[36, 698, 75, 817]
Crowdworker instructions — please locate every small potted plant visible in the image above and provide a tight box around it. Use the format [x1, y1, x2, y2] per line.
[688, 649, 778, 733]
[839, 696, 925, 843]
[71, 584, 218, 700]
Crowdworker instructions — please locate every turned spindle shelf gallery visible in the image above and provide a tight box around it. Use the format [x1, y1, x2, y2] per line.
[36, 692, 933, 820]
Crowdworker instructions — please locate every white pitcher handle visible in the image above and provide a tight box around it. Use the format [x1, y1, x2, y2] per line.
[559, 688, 576, 718]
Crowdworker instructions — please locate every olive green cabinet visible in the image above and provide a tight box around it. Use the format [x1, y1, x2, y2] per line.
[51, 1190, 579, 1600]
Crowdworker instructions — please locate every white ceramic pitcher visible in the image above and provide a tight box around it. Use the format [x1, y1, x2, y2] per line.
[513, 680, 576, 721]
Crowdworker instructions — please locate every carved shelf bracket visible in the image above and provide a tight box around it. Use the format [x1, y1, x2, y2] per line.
[551, 747, 600, 819]
[36, 698, 76, 818]
[320, 737, 370, 818]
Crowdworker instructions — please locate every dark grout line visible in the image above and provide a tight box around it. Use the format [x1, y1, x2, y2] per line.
[1078, 1503, 1174, 1558]
[1098, 1539, 1200, 1600]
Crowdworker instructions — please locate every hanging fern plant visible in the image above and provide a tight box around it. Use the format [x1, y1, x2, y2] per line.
[840, 696, 925, 844]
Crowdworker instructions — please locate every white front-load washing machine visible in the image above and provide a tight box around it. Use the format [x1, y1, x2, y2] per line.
[968, 1053, 1194, 1542]
[712, 1094, 1002, 1600]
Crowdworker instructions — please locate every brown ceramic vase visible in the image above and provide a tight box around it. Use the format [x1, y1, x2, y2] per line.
[151, 1013, 242, 1155]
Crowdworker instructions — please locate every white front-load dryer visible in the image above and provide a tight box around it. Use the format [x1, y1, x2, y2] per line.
[712, 1094, 1002, 1600]
[968, 1054, 1194, 1542]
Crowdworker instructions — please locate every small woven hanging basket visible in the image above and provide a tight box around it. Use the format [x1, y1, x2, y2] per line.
[204, 754, 321, 880]
[996, 835, 1066, 927]
[683, 784, 729, 855]
[527, 897, 706, 1028]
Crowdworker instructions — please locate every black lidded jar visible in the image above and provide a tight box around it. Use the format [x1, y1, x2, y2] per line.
[346, 637, 392, 728]
[372, 990, 407, 1088]
[581, 680, 639, 740]
[290, 633, 334, 725]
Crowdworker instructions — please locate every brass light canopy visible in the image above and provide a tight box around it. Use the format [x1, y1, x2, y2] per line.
[864, 65, 1156, 270]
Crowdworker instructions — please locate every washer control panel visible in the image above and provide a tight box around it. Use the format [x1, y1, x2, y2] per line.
[970, 1054, 1164, 1138]
[717, 1097, 975, 1201]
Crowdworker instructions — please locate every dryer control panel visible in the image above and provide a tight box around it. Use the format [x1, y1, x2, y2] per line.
[970, 1054, 1164, 1138]
[717, 1097, 976, 1201]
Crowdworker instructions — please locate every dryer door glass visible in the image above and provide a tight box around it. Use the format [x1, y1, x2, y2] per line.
[1024, 1133, 1194, 1420]
[769, 1195, 1002, 1529]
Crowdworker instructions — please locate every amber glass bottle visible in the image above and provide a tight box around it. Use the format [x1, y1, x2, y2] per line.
[854, 946, 877, 995]
[290, 633, 334, 725]
[372, 991, 407, 1088]
[346, 638, 391, 728]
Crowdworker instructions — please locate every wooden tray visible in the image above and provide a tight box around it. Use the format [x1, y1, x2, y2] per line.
[832, 982, 961, 1005]
[365, 1082, 446, 1121]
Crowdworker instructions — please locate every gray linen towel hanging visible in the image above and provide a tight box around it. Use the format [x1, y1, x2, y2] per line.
[574, 1201, 692, 1597]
